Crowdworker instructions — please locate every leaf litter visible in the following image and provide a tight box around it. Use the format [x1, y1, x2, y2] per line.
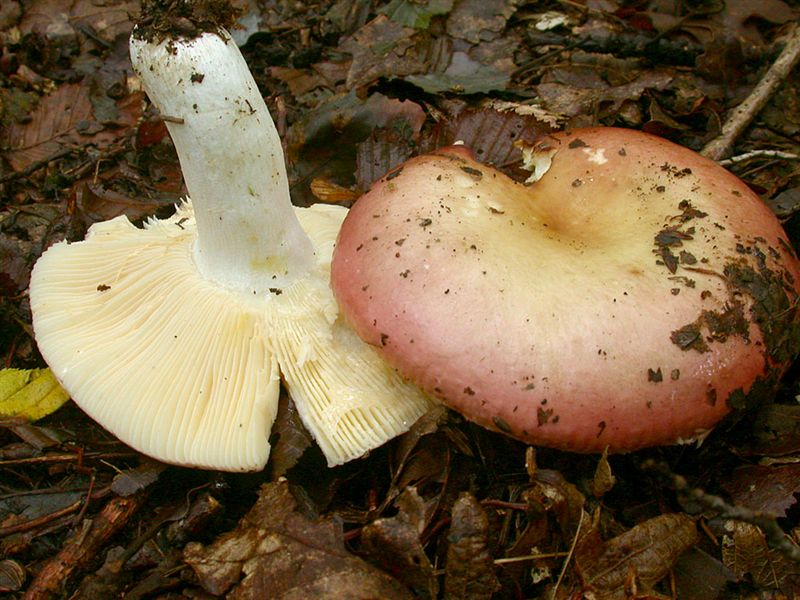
[2, 0, 800, 597]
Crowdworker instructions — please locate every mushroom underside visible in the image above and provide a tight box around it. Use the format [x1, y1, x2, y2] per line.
[30, 202, 433, 470]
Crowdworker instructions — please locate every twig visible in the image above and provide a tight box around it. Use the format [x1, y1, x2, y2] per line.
[0, 501, 82, 538]
[0, 147, 75, 184]
[641, 459, 800, 564]
[0, 451, 138, 467]
[494, 551, 569, 565]
[702, 24, 800, 161]
[551, 509, 586, 599]
[718, 149, 800, 166]
[22, 493, 146, 600]
[71, 472, 96, 526]
[480, 499, 529, 511]
[0, 486, 110, 538]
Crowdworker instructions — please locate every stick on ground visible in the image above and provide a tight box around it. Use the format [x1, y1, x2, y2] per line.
[702, 24, 800, 162]
[22, 494, 145, 600]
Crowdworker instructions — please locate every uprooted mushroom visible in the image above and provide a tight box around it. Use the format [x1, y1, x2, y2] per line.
[331, 128, 800, 453]
[28, 27, 433, 472]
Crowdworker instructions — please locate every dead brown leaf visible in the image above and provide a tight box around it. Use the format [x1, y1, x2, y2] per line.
[71, 179, 175, 226]
[674, 546, 737, 600]
[184, 480, 412, 599]
[355, 126, 419, 192]
[359, 487, 438, 599]
[0, 236, 31, 296]
[19, 0, 137, 44]
[378, 405, 454, 515]
[444, 492, 500, 599]
[721, 463, 800, 517]
[338, 15, 422, 90]
[424, 103, 556, 172]
[270, 66, 331, 98]
[645, 0, 795, 49]
[590, 449, 616, 498]
[3, 83, 142, 172]
[286, 91, 424, 206]
[574, 513, 698, 599]
[109, 460, 166, 498]
[722, 520, 800, 594]
[534, 70, 673, 120]
[716, 0, 796, 49]
[742, 404, 800, 456]
[445, 0, 518, 44]
[532, 469, 586, 541]
[267, 391, 314, 480]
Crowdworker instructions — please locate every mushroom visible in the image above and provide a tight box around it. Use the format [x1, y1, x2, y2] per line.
[331, 128, 800, 453]
[28, 28, 432, 472]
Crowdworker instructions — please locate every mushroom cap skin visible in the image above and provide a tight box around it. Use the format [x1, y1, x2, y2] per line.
[331, 127, 800, 453]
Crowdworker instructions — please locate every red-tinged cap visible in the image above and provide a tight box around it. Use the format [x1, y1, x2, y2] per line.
[331, 127, 800, 453]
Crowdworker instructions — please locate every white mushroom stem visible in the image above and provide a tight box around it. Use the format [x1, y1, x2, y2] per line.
[129, 31, 314, 292]
[29, 27, 433, 471]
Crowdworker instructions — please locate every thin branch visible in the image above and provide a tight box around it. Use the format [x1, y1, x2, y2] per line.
[641, 459, 800, 564]
[0, 485, 110, 538]
[22, 493, 146, 600]
[495, 551, 569, 565]
[702, 24, 800, 161]
[0, 451, 138, 467]
[551, 509, 586, 599]
[0, 147, 75, 184]
[718, 150, 800, 166]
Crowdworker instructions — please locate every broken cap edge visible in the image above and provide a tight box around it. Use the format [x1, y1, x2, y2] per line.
[29, 204, 280, 471]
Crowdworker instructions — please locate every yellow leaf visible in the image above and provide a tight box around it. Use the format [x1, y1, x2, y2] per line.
[0, 368, 70, 421]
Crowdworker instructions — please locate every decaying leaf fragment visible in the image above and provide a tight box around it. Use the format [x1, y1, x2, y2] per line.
[574, 513, 698, 599]
[360, 487, 438, 599]
[590, 449, 616, 498]
[0, 368, 69, 421]
[721, 463, 800, 517]
[444, 492, 500, 599]
[184, 481, 412, 599]
[721, 520, 800, 593]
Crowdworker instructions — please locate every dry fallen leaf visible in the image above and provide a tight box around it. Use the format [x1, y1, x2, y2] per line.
[721, 463, 800, 517]
[338, 15, 420, 89]
[355, 127, 419, 193]
[3, 83, 142, 172]
[19, 0, 138, 44]
[532, 469, 586, 541]
[445, 0, 518, 44]
[184, 480, 412, 599]
[286, 91, 425, 206]
[721, 520, 800, 594]
[742, 403, 800, 456]
[110, 460, 166, 498]
[674, 546, 737, 600]
[266, 391, 315, 480]
[574, 513, 698, 599]
[360, 487, 438, 599]
[590, 449, 616, 498]
[424, 103, 556, 173]
[444, 492, 500, 600]
[380, 0, 454, 30]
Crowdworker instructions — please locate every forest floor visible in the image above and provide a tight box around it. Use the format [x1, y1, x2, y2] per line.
[2, 0, 800, 598]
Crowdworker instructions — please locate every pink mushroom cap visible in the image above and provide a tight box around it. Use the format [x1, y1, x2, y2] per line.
[331, 127, 800, 453]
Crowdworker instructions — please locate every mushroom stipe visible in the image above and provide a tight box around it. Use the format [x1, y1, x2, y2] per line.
[28, 29, 433, 472]
[331, 128, 800, 453]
